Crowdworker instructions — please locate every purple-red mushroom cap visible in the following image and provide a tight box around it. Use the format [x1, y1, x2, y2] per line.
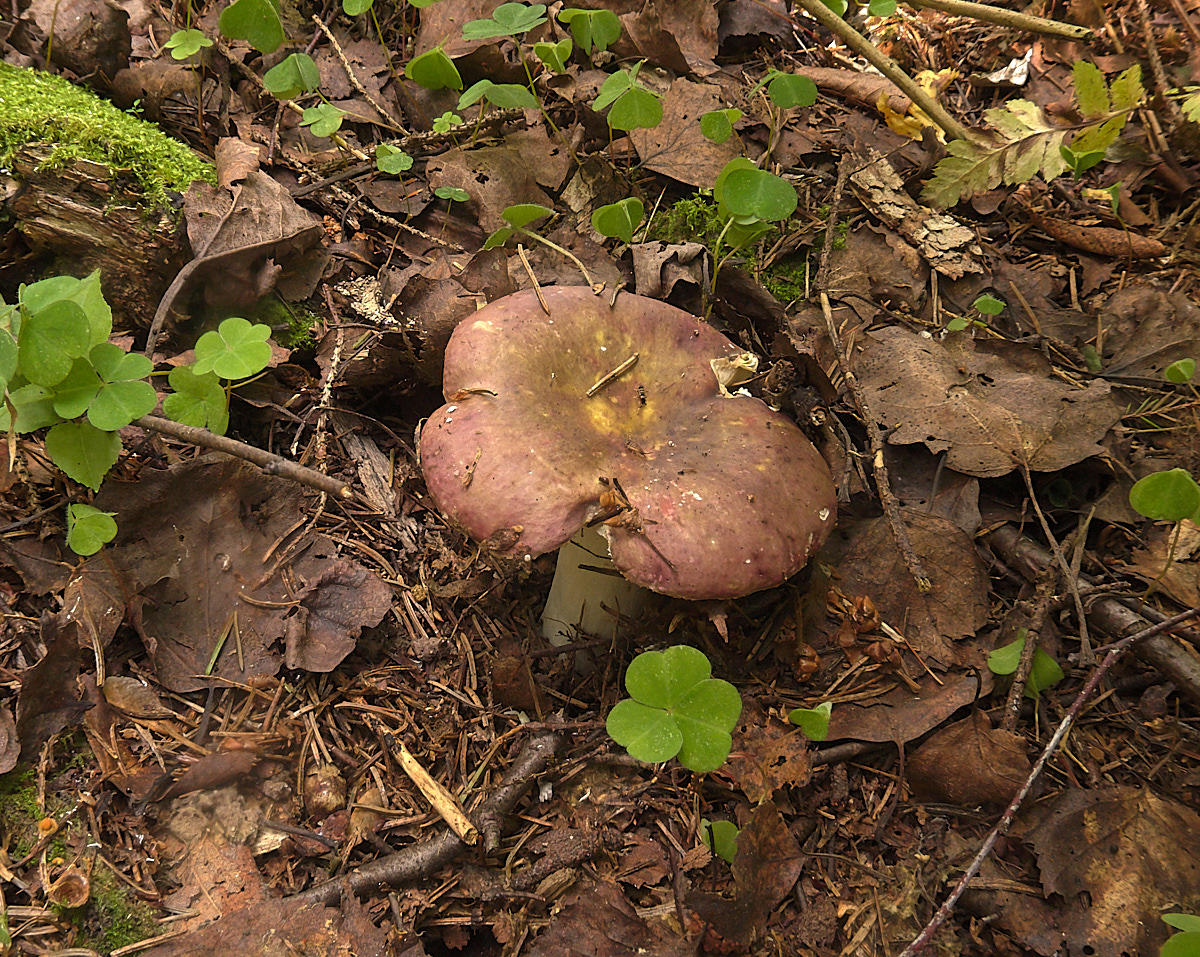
[418, 286, 837, 601]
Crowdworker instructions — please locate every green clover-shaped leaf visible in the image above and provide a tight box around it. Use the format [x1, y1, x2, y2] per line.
[788, 701, 832, 741]
[592, 197, 644, 243]
[301, 103, 344, 137]
[193, 317, 272, 380]
[435, 185, 470, 203]
[50, 359, 102, 420]
[606, 646, 742, 773]
[432, 111, 462, 133]
[162, 365, 229, 435]
[376, 144, 414, 174]
[462, 2, 547, 39]
[458, 80, 538, 111]
[534, 38, 572, 73]
[721, 168, 797, 222]
[164, 28, 213, 60]
[66, 504, 117, 556]
[700, 108, 742, 144]
[20, 300, 91, 387]
[557, 8, 620, 55]
[701, 819, 740, 864]
[767, 73, 818, 109]
[343, 0, 373, 13]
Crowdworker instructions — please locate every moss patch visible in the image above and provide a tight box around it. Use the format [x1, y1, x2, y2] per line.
[69, 865, 159, 952]
[0, 63, 215, 207]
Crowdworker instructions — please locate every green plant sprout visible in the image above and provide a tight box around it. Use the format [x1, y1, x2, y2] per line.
[700, 108, 743, 144]
[67, 504, 117, 556]
[788, 701, 832, 741]
[343, 0, 373, 13]
[606, 645, 743, 774]
[218, 0, 284, 53]
[1129, 468, 1200, 522]
[0, 272, 273, 552]
[592, 197, 644, 244]
[593, 62, 663, 132]
[1162, 914, 1200, 957]
[946, 293, 1006, 332]
[534, 38, 573, 74]
[484, 204, 601, 286]
[375, 143, 414, 175]
[263, 53, 321, 100]
[462, 2, 548, 39]
[432, 111, 463, 134]
[987, 630, 1065, 699]
[405, 45, 463, 91]
[300, 103, 345, 138]
[701, 819, 740, 864]
[557, 8, 621, 57]
[1165, 358, 1196, 385]
[164, 28, 212, 59]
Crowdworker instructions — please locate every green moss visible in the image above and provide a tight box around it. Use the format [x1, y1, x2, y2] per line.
[247, 296, 319, 350]
[762, 253, 810, 303]
[69, 865, 159, 952]
[0, 769, 43, 857]
[0, 63, 215, 207]
[646, 195, 727, 246]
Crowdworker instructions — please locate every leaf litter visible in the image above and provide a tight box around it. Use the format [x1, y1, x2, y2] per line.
[0, 0, 1197, 954]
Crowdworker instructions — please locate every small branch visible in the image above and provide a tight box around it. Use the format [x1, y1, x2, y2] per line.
[136, 415, 353, 500]
[287, 731, 563, 906]
[818, 157, 930, 593]
[790, 0, 978, 144]
[904, 0, 1090, 39]
[897, 604, 1200, 957]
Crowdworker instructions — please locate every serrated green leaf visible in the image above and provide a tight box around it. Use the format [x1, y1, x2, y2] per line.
[1073, 61, 1109, 118]
[1109, 65, 1144, 112]
[557, 8, 621, 55]
[218, 0, 284, 53]
[405, 46, 462, 91]
[45, 420, 121, 491]
[193, 317, 272, 380]
[66, 504, 117, 556]
[264, 53, 321, 99]
[162, 365, 229, 434]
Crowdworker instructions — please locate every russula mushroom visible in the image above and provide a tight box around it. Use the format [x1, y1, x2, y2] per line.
[418, 286, 836, 641]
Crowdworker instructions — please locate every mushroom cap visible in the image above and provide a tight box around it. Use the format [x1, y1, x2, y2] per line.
[419, 287, 836, 600]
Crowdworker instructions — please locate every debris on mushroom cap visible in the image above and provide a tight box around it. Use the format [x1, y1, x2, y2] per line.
[418, 286, 837, 600]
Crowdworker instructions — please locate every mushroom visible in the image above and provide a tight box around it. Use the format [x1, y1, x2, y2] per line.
[418, 286, 836, 642]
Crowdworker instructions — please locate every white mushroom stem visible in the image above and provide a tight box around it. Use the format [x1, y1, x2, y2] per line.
[541, 524, 649, 646]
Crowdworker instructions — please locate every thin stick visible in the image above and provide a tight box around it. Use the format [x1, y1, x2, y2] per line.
[904, 0, 1089, 39]
[586, 354, 639, 397]
[790, 0, 978, 144]
[897, 605, 1200, 957]
[136, 415, 352, 500]
[287, 731, 562, 906]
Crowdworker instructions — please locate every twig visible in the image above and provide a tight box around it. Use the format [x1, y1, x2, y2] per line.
[903, 0, 1089, 39]
[817, 157, 931, 593]
[1001, 575, 1055, 731]
[311, 15, 405, 132]
[286, 731, 562, 906]
[988, 524, 1200, 704]
[789, 0, 979, 144]
[136, 415, 353, 500]
[897, 604, 1200, 957]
